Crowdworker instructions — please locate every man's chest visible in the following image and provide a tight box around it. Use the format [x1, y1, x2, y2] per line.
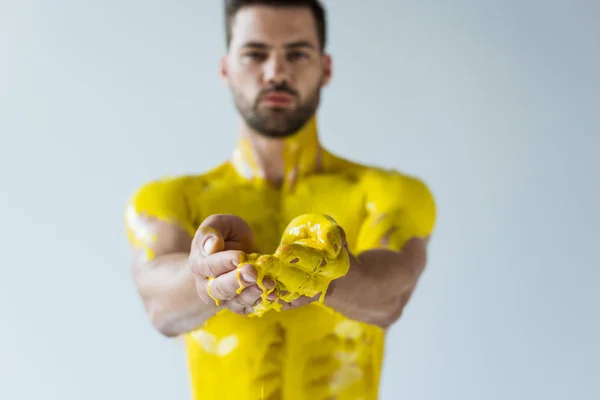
[191, 174, 367, 252]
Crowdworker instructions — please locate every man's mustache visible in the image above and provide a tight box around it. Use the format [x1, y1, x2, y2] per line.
[259, 83, 298, 98]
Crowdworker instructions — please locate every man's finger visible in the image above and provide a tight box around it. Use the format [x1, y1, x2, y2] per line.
[206, 263, 258, 301]
[222, 299, 254, 316]
[194, 214, 260, 256]
[229, 285, 263, 308]
[289, 294, 318, 308]
[191, 250, 246, 278]
[191, 223, 224, 257]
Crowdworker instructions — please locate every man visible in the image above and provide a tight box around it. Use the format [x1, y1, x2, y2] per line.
[124, 0, 436, 399]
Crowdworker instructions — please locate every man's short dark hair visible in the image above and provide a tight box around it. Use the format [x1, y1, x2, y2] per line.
[224, 0, 327, 51]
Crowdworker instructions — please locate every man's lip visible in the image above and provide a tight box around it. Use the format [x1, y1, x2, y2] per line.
[262, 92, 293, 104]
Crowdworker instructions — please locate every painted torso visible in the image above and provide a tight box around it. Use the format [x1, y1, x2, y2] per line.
[127, 149, 436, 400]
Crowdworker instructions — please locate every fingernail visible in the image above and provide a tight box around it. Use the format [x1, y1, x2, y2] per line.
[264, 278, 275, 290]
[241, 265, 257, 284]
[203, 237, 215, 255]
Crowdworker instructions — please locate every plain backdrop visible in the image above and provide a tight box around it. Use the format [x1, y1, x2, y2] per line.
[1, 0, 598, 399]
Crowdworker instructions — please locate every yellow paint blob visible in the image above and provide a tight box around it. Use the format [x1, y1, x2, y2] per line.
[222, 213, 350, 317]
[125, 117, 436, 400]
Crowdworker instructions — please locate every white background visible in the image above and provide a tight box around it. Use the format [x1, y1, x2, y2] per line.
[1, 0, 598, 399]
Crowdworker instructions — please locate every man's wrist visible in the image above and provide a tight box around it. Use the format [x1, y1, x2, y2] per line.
[324, 278, 337, 301]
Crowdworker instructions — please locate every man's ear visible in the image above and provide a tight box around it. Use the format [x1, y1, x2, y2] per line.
[220, 55, 229, 85]
[321, 53, 332, 87]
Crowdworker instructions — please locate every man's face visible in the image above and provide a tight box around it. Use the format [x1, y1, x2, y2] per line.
[222, 6, 331, 138]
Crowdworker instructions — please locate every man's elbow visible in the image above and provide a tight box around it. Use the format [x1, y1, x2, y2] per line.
[148, 309, 179, 338]
[375, 290, 413, 329]
[379, 304, 405, 329]
[149, 305, 210, 338]
[154, 323, 179, 338]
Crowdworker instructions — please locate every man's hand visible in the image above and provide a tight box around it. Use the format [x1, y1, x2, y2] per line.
[237, 214, 351, 315]
[189, 214, 274, 315]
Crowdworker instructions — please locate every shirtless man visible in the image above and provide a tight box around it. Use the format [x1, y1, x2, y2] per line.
[125, 1, 436, 399]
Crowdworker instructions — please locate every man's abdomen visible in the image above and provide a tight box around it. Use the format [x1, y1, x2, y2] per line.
[185, 304, 385, 400]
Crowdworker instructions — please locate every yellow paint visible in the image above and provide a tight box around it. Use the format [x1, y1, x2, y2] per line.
[125, 117, 436, 400]
[191, 330, 240, 357]
[235, 269, 245, 294]
[206, 277, 220, 306]
[231, 116, 321, 192]
[223, 213, 350, 317]
[125, 204, 157, 261]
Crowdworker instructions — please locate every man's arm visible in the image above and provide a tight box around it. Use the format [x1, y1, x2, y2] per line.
[324, 173, 436, 328]
[128, 215, 219, 337]
[324, 237, 429, 328]
[127, 199, 268, 337]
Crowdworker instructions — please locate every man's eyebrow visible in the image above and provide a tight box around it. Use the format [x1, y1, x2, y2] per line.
[284, 40, 316, 50]
[240, 41, 270, 49]
[239, 40, 317, 50]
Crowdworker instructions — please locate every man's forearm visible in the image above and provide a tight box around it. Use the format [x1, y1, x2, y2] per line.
[324, 238, 428, 328]
[133, 253, 218, 337]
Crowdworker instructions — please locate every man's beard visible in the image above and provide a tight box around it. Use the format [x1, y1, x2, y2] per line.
[231, 82, 321, 138]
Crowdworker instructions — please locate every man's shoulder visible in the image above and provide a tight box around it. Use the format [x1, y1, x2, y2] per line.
[363, 166, 432, 195]
[125, 163, 234, 235]
[328, 153, 429, 196]
[330, 154, 432, 197]
[354, 163, 436, 233]
[127, 163, 232, 213]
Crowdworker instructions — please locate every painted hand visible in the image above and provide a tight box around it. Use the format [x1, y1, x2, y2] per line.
[189, 214, 275, 315]
[247, 214, 351, 316]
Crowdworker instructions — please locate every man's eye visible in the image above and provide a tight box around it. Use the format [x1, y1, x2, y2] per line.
[287, 51, 309, 61]
[243, 52, 267, 62]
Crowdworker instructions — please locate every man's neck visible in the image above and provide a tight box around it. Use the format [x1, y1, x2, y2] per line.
[231, 116, 322, 190]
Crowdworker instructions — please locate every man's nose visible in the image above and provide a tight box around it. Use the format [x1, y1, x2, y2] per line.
[262, 54, 289, 85]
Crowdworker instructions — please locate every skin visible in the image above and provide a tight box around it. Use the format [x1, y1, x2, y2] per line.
[126, 5, 435, 400]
